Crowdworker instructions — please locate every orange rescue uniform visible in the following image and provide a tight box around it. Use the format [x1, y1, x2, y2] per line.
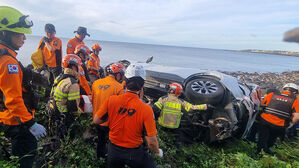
[79, 66, 91, 95]
[261, 91, 299, 127]
[38, 37, 62, 67]
[95, 92, 157, 148]
[87, 53, 100, 76]
[0, 44, 33, 125]
[66, 37, 84, 54]
[92, 76, 124, 126]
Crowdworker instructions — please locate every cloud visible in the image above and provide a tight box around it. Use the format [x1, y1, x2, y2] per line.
[1, 0, 299, 50]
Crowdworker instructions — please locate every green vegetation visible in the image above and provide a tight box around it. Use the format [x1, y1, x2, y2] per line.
[1, 90, 298, 168]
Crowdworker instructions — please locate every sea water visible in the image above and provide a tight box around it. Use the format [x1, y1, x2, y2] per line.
[17, 36, 299, 73]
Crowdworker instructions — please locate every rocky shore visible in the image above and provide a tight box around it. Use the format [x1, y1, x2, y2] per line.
[222, 71, 299, 95]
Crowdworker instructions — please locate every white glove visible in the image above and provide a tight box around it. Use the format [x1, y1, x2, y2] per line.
[29, 123, 47, 140]
[156, 148, 163, 158]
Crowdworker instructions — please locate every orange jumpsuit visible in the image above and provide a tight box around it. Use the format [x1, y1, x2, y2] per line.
[38, 37, 62, 68]
[0, 44, 33, 125]
[87, 53, 100, 77]
[79, 65, 91, 95]
[261, 91, 299, 127]
[66, 37, 84, 54]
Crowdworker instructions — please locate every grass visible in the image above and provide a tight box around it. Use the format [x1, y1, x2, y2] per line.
[1, 89, 298, 168]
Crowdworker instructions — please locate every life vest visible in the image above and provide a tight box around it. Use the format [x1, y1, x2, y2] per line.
[49, 73, 77, 112]
[155, 95, 184, 129]
[264, 92, 295, 120]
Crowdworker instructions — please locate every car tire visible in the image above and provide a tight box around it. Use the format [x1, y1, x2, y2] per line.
[185, 77, 225, 105]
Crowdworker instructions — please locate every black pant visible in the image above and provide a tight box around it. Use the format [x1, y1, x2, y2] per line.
[96, 125, 109, 158]
[107, 142, 156, 168]
[257, 118, 285, 153]
[160, 127, 181, 148]
[3, 125, 37, 168]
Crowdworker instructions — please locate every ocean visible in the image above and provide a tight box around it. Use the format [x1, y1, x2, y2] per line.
[17, 35, 299, 73]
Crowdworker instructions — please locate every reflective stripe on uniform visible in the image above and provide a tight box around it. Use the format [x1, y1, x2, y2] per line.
[154, 102, 163, 109]
[197, 104, 205, 110]
[54, 90, 67, 101]
[265, 107, 291, 119]
[165, 102, 181, 109]
[185, 103, 192, 112]
[159, 108, 182, 128]
[68, 92, 80, 100]
[56, 104, 67, 112]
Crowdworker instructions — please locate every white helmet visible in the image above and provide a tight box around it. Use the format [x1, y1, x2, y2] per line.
[283, 83, 299, 93]
[125, 63, 146, 80]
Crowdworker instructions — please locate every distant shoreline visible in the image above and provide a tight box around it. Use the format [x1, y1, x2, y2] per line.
[234, 49, 299, 57]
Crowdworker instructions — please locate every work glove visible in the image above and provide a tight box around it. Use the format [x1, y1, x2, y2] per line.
[207, 104, 216, 110]
[29, 123, 47, 140]
[42, 36, 50, 43]
[156, 148, 163, 158]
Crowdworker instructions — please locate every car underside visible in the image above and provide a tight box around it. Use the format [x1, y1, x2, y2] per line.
[117, 59, 261, 143]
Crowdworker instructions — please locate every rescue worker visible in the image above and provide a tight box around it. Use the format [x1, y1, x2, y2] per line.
[66, 26, 89, 54]
[153, 82, 212, 129]
[153, 82, 213, 150]
[0, 6, 46, 168]
[38, 23, 62, 82]
[92, 62, 125, 158]
[74, 44, 92, 95]
[257, 83, 299, 154]
[49, 54, 81, 139]
[93, 67, 163, 168]
[87, 43, 101, 83]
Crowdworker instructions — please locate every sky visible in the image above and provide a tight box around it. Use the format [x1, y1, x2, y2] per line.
[2, 0, 299, 51]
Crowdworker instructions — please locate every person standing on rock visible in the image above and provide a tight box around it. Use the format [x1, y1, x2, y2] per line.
[87, 43, 102, 83]
[39, 23, 62, 81]
[93, 69, 163, 168]
[92, 62, 125, 159]
[66, 26, 89, 54]
[0, 6, 46, 168]
[257, 83, 299, 154]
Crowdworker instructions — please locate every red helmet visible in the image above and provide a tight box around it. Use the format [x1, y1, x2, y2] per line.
[106, 63, 125, 75]
[92, 43, 102, 51]
[62, 54, 82, 71]
[74, 44, 91, 55]
[169, 83, 183, 96]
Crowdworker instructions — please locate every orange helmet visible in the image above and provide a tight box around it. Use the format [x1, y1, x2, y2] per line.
[169, 83, 183, 96]
[92, 43, 102, 51]
[74, 44, 91, 55]
[106, 62, 125, 75]
[62, 54, 82, 71]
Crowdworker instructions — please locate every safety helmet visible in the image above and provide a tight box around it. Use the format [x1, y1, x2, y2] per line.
[74, 44, 91, 55]
[125, 63, 146, 80]
[106, 62, 125, 75]
[283, 83, 299, 94]
[169, 83, 183, 96]
[91, 43, 102, 51]
[0, 6, 33, 34]
[62, 54, 82, 71]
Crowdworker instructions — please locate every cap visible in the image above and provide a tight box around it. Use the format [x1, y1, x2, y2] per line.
[126, 76, 145, 91]
[45, 23, 55, 33]
[74, 26, 90, 37]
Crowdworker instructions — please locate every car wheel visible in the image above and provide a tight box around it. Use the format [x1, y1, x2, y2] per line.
[185, 77, 225, 105]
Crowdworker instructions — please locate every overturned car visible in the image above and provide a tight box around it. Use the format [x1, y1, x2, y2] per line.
[119, 59, 261, 143]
